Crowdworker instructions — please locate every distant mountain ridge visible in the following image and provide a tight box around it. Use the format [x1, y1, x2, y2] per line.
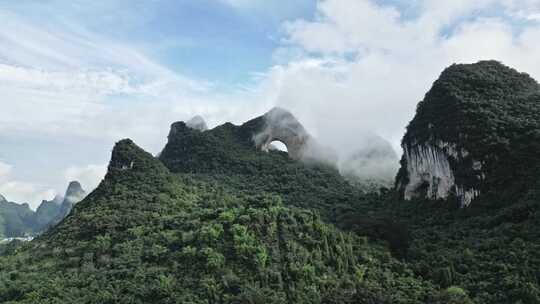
[0, 196, 34, 238]
[0, 181, 86, 238]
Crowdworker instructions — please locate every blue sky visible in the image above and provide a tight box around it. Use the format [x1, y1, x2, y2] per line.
[0, 0, 319, 207]
[1, 0, 540, 208]
[1, 0, 316, 86]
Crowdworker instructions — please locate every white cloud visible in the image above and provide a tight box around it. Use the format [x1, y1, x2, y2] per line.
[503, 0, 540, 17]
[0, 64, 133, 95]
[0, 162, 11, 181]
[526, 13, 540, 20]
[0, 10, 220, 146]
[0, 3, 275, 208]
[268, 0, 540, 157]
[64, 164, 108, 193]
[215, 0, 314, 22]
[217, 0, 253, 8]
[0, 161, 56, 209]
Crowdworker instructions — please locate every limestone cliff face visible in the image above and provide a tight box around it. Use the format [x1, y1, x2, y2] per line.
[398, 141, 481, 206]
[396, 61, 540, 206]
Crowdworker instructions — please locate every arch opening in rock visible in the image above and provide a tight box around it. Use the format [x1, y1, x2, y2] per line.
[268, 140, 288, 153]
[253, 107, 310, 160]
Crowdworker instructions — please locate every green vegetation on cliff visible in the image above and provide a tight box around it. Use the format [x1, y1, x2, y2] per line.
[398, 60, 540, 196]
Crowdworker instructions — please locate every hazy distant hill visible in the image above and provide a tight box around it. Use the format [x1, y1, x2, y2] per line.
[0, 195, 35, 238]
[0, 182, 86, 238]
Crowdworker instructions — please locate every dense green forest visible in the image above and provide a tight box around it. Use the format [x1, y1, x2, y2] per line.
[0, 61, 539, 303]
[397, 61, 540, 197]
[0, 140, 437, 303]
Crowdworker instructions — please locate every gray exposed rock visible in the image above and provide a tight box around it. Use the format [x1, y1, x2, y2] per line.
[186, 115, 208, 131]
[64, 181, 85, 205]
[253, 107, 337, 165]
[393, 61, 539, 207]
[398, 140, 481, 206]
[34, 181, 87, 230]
[253, 107, 310, 160]
[55, 181, 86, 223]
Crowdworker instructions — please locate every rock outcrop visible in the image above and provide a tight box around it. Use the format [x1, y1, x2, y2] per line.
[186, 115, 208, 131]
[162, 107, 336, 169]
[160, 107, 338, 175]
[398, 141, 481, 205]
[252, 107, 311, 160]
[34, 181, 87, 230]
[55, 181, 86, 222]
[34, 195, 63, 227]
[396, 61, 540, 206]
[63, 181, 85, 204]
[251, 107, 337, 164]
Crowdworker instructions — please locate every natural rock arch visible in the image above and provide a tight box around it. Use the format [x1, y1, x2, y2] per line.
[253, 108, 310, 160]
[268, 140, 288, 152]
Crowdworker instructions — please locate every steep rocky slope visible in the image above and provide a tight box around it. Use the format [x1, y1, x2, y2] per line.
[52, 181, 86, 224]
[34, 195, 64, 229]
[396, 61, 540, 206]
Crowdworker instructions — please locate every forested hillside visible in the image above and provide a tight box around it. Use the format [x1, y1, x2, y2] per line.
[0, 140, 436, 303]
[397, 61, 540, 205]
[0, 61, 539, 304]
